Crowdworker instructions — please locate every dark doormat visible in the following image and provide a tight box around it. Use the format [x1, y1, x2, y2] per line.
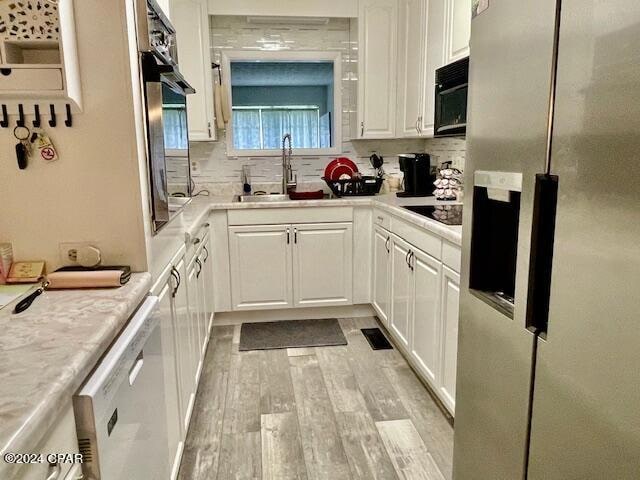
[239, 318, 347, 351]
[361, 328, 394, 350]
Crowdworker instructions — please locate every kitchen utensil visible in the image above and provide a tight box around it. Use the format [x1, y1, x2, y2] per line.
[324, 157, 358, 181]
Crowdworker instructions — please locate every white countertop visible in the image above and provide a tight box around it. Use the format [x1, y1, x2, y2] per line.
[0, 274, 151, 478]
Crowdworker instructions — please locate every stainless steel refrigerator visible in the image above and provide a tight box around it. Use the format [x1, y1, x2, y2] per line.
[454, 1, 640, 479]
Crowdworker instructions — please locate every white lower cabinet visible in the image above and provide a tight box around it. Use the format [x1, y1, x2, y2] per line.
[293, 223, 353, 307]
[228, 222, 353, 311]
[439, 265, 460, 413]
[186, 258, 204, 383]
[171, 258, 197, 434]
[228, 224, 293, 310]
[372, 225, 392, 325]
[384, 220, 461, 416]
[410, 248, 442, 386]
[390, 236, 413, 348]
[156, 281, 183, 478]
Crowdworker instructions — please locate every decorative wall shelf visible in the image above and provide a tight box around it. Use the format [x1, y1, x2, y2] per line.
[0, 0, 82, 119]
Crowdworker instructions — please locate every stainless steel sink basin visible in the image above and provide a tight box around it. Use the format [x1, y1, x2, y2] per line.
[237, 194, 291, 203]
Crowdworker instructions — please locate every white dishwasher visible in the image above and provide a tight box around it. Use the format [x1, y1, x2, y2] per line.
[73, 296, 173, 480]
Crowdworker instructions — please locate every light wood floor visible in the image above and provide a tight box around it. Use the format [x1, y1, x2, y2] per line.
[178, 317, 453, 480]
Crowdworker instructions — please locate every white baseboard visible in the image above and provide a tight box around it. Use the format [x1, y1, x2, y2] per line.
[213, 304, 376, 326]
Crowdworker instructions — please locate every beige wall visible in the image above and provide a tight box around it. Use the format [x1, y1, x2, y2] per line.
[0, 0, 150, 272]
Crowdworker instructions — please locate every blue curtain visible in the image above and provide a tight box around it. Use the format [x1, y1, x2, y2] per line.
[163, 108, 188, 149]
[233, 108, 320, 149]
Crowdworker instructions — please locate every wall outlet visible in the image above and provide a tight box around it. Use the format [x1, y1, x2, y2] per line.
[59, 242, 100, 266]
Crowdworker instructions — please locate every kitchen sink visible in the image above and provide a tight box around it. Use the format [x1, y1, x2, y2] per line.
[236, 194, 291, 203]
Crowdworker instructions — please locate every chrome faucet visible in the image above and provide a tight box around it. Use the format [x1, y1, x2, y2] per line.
[282, 133, 297, 193]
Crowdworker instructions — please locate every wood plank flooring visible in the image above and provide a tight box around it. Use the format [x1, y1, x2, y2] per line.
[178, 317, 453, 480]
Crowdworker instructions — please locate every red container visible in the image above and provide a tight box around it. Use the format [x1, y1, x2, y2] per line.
[288, 190, 325, 200]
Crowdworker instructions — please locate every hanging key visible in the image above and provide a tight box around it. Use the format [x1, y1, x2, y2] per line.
[13, 125, 31, 170]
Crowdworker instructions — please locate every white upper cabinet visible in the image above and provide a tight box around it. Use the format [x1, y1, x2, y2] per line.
[396, 0, 427, 137]
[421, 0, 446, 135]
[444, 0, 471, 65]
[172, 0, 216, 141]
[292, 223, 353, 308]
[357, 0, 398, 139]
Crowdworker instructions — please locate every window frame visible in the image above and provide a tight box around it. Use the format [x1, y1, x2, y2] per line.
[221, 50, 343, 157]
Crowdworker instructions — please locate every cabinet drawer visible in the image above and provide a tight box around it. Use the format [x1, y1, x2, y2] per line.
[373, 208, 391, 230]
[391, 217, 442, 260]
[442, 241, 461, 273]
[227, 207, 352, 226]
[0, 67, 63, 91]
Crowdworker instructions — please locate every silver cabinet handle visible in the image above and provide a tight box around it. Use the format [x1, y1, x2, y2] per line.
[195, 258, 203, 278]
[377, 215, 384, 222]
[409, 251, 415, 271]
[294, 227, 298, 244]
[45, 462, 62, 480]
[385, 236, 390, 253]
[360, 121, 364, 137]
[286, 228, 290, 244]
[416, 118, 420, 134]
[405, 249, 411, 268]
[193, 237, 201, 246]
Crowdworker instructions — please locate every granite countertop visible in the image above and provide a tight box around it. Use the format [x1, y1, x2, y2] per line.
[0, 273, 152, 478]
[197, 193, 463, 246]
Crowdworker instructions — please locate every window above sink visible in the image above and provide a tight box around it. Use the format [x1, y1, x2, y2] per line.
[222, 50, 343, 157]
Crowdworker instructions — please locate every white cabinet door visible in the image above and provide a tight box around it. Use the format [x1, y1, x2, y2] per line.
[396, 0, 427, 137]
[358, 0, 398, 138]
[439, 265, 460, 413]
[156, 280, 183, 478]
[201, 234, 215, 333]
[172, 0, 216, 141]
[444, 0, 471, 65]
[421, 0, 446, 135]
[292, 223, 353, 307]
[228, 225, 293, 310]
[390, 236, 413, 348]
[186, 259, 204, 384]
[373, 226, 392, 325]
[171, 259, 196, 433]
[410, 248, 442, 386]
[195, 252, 209, 356]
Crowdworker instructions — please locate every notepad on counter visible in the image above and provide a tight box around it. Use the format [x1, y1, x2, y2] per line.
[7, 261, 45, 283]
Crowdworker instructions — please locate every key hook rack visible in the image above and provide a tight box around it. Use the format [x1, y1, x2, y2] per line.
[0, 103, 73, 129]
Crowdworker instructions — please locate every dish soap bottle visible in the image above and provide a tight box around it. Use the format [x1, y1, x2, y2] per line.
[241, 165, 252, 194]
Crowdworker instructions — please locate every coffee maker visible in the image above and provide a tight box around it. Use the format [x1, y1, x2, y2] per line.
[397, 153, 438, 197]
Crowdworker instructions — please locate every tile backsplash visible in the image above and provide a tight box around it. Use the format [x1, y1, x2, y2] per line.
[186, 15, 466, 194]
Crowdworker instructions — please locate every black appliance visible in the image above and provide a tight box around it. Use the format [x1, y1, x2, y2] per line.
[402, 205, 463, 226]
[397, 153, 437, 197]
[434, 57, 468, 137]
[137, 0, 195, 233]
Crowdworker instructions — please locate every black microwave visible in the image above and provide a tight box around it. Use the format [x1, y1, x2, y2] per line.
[434, 57, 469, 137]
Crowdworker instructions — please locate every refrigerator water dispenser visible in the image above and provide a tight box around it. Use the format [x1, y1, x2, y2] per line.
[469, 171, 523, 318]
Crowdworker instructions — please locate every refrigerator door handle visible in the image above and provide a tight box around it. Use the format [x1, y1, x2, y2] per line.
[525, 173, 559, 337]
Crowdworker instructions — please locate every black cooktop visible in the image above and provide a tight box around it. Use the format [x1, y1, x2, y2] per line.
[403, 204, 463, 226]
